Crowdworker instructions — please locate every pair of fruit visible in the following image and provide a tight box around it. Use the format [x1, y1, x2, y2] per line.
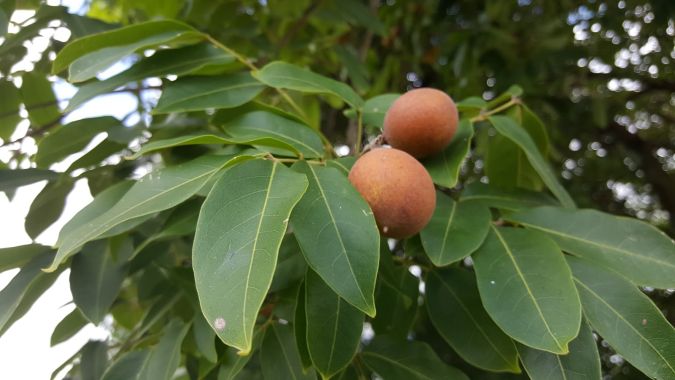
[349, 88, 459, 239]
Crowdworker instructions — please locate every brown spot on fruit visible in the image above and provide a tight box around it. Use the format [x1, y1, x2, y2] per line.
[383, 88, 458, 158]
[348, 148, 436, 239]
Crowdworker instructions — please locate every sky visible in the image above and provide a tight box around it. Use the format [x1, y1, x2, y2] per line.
[0, 1, 138, 378]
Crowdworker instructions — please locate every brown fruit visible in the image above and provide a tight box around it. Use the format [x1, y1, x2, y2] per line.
[348, 148, 436, 239]
[383, 88, 459, 158]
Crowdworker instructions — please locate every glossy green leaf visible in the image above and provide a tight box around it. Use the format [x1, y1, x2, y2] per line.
[128, 134, 300, 159]
[56, 180, 133, 247]
[361, 336, 468, 380]
[35, 117, 121, 167]
[488, 116, 574, 208]
[154, 72, 264, 113]
[422, 119, 473, 188]
[25, 179, 74, 239]
[305, 269, 364, 378]
[0, 244, 52, 272]
[49, 154, 246, 272]
[66, 44, 234, 112]
[518, 319, 601, 380]
[372, 246, 418, 339]
[472, 226, 581, 354]
[0, 81, 22, 140]
[193, 159, 308, 354]
[193, 312, 218, 363]
[456, 96, 487, 111]
[66, 140, 127, 171]
[53, 20, 203, 82]
[0, 252, 55, 333]
[567, 256, 675, 379]
[506, 206, 675, 289]
[51, 308, 89, 346]
[426, 268, 520, 373]
[70, 239, 130, 324]
[293, 281, 312, 369]
[254, 61, 364, 108]
[326, 157, 355, 175]
[222, 111, 325, 159]
[269, 235, 306, 292]
[362, 93, 399, 128]
[80, 340, 108, 380]
[461, 182, 558, 211]
[261, 323, 316, 380]
[290, 161, 379, 316]
[101, 350, 150, 380]
[218, 329, 264, 380]
[138, 319, 191, 380]
[20, 72, 60, 127]
[420, 192, 490, 266]
[0, 169, 60, 193]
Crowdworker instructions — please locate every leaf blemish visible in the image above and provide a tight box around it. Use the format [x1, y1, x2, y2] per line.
[490, 280, 496, 285]
[214, 317, 226, 331]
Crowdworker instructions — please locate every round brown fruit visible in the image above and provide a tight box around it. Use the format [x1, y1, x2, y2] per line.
[383, 88, 459, 158]
[348, 148, 436, 239]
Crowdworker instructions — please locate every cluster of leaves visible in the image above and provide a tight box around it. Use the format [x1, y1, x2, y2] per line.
[0, 3, 674, 380]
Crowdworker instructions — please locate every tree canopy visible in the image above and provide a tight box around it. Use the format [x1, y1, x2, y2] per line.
[0, 1, 673, 379]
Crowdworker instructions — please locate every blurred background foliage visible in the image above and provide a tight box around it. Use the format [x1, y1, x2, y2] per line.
[0, 1, 673, 378]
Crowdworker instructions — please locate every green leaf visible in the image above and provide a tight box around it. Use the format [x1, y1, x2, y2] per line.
[321, 0, 387, 35]
[361, 336, 468, 380]
[0, 244, 52, 272]
[20, 72, 60, 127]
[193, 159, 308, 354]
[138, 319, 191, 380]
[420, 192, 490, 266]
[254, 61, 364, 108]
[153, 72, 264, 113]
[0, 252, 55, 333]
[70, 239, 130, 324]
[362, 93, 399, 128]
[372, 246, 418, 339]
[35, 117, 121, 167]
[426, 268, 520, 373]
[293, 282, 312, 369]
[0, 169, 60, 193]
[25, 179, 74, 239]
[56, 180, 133, 247]
[461, 182, 558, 211]
[193, 312, 218, 363]
[80, 340, 108, 380]
[218, 329, 264, 380]
[51, 308, 89, 346]
[270, 235, 306, 292]
[66, 44, 234, 112]
[101, 350, 150, 380]
[505, 206, 675, 289]
[422, 119, 473, 188]
[261, 323, 316, 380]
[49, 154, 246, 272]
[305, 269, 364, 378]
[67, 140, 127, 171]
[128, 134, 301, 160]
[567, 256, 675, 379]
[222, 111, 325, 159]
[472, 226, 581, 354]
[326, 157, 356, 175]
[456, 96, 487, 111]
[290, 161, 379, 316]
[0, 0, 13, 37]
[0, 81, 22, 140]
[488, 116, 574, 208]
[518, 319, 601, 380]
[53, 20, 204, 82]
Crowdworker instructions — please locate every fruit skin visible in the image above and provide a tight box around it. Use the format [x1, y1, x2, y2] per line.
[383, 88, 458, 158]
[348, 148, 436, 239]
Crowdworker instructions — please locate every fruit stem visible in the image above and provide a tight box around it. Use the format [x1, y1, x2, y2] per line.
[471, 97, 521, 123]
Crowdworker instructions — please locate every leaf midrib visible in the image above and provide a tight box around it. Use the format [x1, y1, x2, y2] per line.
[158, 81, 261, 110]
[491, 225, 565, 352]
[241, 162, 277, 349]
[516, 221, 675, 270]
[435, 200, 457, 264]
[573, 278, 675, 375]
[307, 164, 369, 309]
